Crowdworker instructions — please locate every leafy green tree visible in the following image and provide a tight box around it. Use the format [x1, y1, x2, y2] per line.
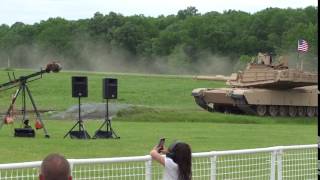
[177, 6, 199, 19]
[0, 6, 317, 72]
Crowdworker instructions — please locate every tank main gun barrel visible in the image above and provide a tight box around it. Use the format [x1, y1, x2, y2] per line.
[0, 62, 62, 91]
[193, 75, 231, 81]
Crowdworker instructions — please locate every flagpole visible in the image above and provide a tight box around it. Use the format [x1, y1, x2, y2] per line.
[297, 40, 303, 71]
[300, 53, 303, 70]
[297, 50, 300, 70]
[297, 40, 300, 70]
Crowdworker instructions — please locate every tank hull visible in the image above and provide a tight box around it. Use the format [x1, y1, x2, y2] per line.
[192, 86, 318, 117]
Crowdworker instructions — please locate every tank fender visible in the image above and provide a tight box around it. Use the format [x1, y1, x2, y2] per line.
[192, 88, 207, 96]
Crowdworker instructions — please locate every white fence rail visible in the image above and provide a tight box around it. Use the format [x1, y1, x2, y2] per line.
[0, 144, 317, 180]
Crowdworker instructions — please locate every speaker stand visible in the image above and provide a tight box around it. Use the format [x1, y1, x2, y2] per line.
[64, 97, 90, 139]
[93, 99, 120, 139]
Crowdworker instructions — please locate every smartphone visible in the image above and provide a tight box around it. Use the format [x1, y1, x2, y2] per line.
[157, 138, 165, 152]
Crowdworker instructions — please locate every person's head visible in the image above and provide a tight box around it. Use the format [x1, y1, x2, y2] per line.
[39, 153, 72, 180]
[167, 142, 192, 180]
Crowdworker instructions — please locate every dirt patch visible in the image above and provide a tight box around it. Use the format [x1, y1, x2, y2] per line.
[50, 103, 133, 120]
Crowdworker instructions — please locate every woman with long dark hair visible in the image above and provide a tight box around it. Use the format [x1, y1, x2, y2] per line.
[150, 141, 192, 180]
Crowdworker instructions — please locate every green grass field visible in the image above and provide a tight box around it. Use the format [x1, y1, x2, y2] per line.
[0, 69, 317, 163]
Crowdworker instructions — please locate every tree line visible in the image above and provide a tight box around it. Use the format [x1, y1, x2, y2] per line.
[0, 6, 318, 74]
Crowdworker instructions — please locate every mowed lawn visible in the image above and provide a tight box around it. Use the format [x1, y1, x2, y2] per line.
[0, 120, 316, 163]
[0, 69, 317, 163]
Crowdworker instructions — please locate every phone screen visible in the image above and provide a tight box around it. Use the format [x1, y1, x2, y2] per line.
[158, 138, 165, 148]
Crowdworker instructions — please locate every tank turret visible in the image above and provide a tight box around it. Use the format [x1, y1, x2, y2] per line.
[227, 53, 317, 89]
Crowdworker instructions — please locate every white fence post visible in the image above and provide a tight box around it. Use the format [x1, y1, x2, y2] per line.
[145, 159, 152, 180]
[270, 150, 276, 180]
[210, 154, 217, 180]
[69, 162, 74, 177]
[277, 149, 283, 180]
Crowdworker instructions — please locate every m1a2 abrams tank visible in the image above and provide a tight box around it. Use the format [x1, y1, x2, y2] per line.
[192, 53, 318, 117]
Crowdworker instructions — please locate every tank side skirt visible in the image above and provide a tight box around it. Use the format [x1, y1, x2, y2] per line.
[243, 89, 318, 106]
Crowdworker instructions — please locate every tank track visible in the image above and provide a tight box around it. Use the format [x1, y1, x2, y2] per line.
[194, 96, 317, 117]
[193, 96, 214, 112]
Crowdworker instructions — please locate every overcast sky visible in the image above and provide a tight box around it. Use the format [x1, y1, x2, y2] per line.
[0, 0, 317, 25]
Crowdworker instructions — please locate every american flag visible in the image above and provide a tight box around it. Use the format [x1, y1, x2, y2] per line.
[297, 39, 309, 53]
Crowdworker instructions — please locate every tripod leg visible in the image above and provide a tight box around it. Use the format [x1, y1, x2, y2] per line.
[98, 120, 108, 130]
[63, 121, 80, 138]
[0, 87, 22, 130]
[22, 85, 27, 123]
[92, 120, 108, 138]
[79, 121, 90, 139]
[110, 128, 120, 138]
[107, 119, 120, 139]
[108, 120, 120, 139]
[25, 85, 50, 138]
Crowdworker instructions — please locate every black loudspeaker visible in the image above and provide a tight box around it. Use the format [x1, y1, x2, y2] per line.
[72, 76, 88, 97]
[14, 128, 35, 137]
[103, 78, 117, 99]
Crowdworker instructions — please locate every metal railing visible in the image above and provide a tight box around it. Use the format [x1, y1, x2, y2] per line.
[0, 144, 317, 180]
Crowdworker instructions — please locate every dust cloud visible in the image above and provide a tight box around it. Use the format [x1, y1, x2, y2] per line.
[284, 52, 318, 72]
[0, 41, 318, 76]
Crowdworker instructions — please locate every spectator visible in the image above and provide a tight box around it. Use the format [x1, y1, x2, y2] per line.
[39, 153, 72, 180]
[150, 141, 192, 180]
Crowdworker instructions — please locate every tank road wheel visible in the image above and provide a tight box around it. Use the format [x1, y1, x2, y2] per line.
[279, 106, 288, 116]
[214, 105, 225, 113]
[268, 106, 279, 117]
[256, 105, 267, 116]
[297, 106, 306, 116]
[288, 106, 297, 117]
[306, 107, 316, 117]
